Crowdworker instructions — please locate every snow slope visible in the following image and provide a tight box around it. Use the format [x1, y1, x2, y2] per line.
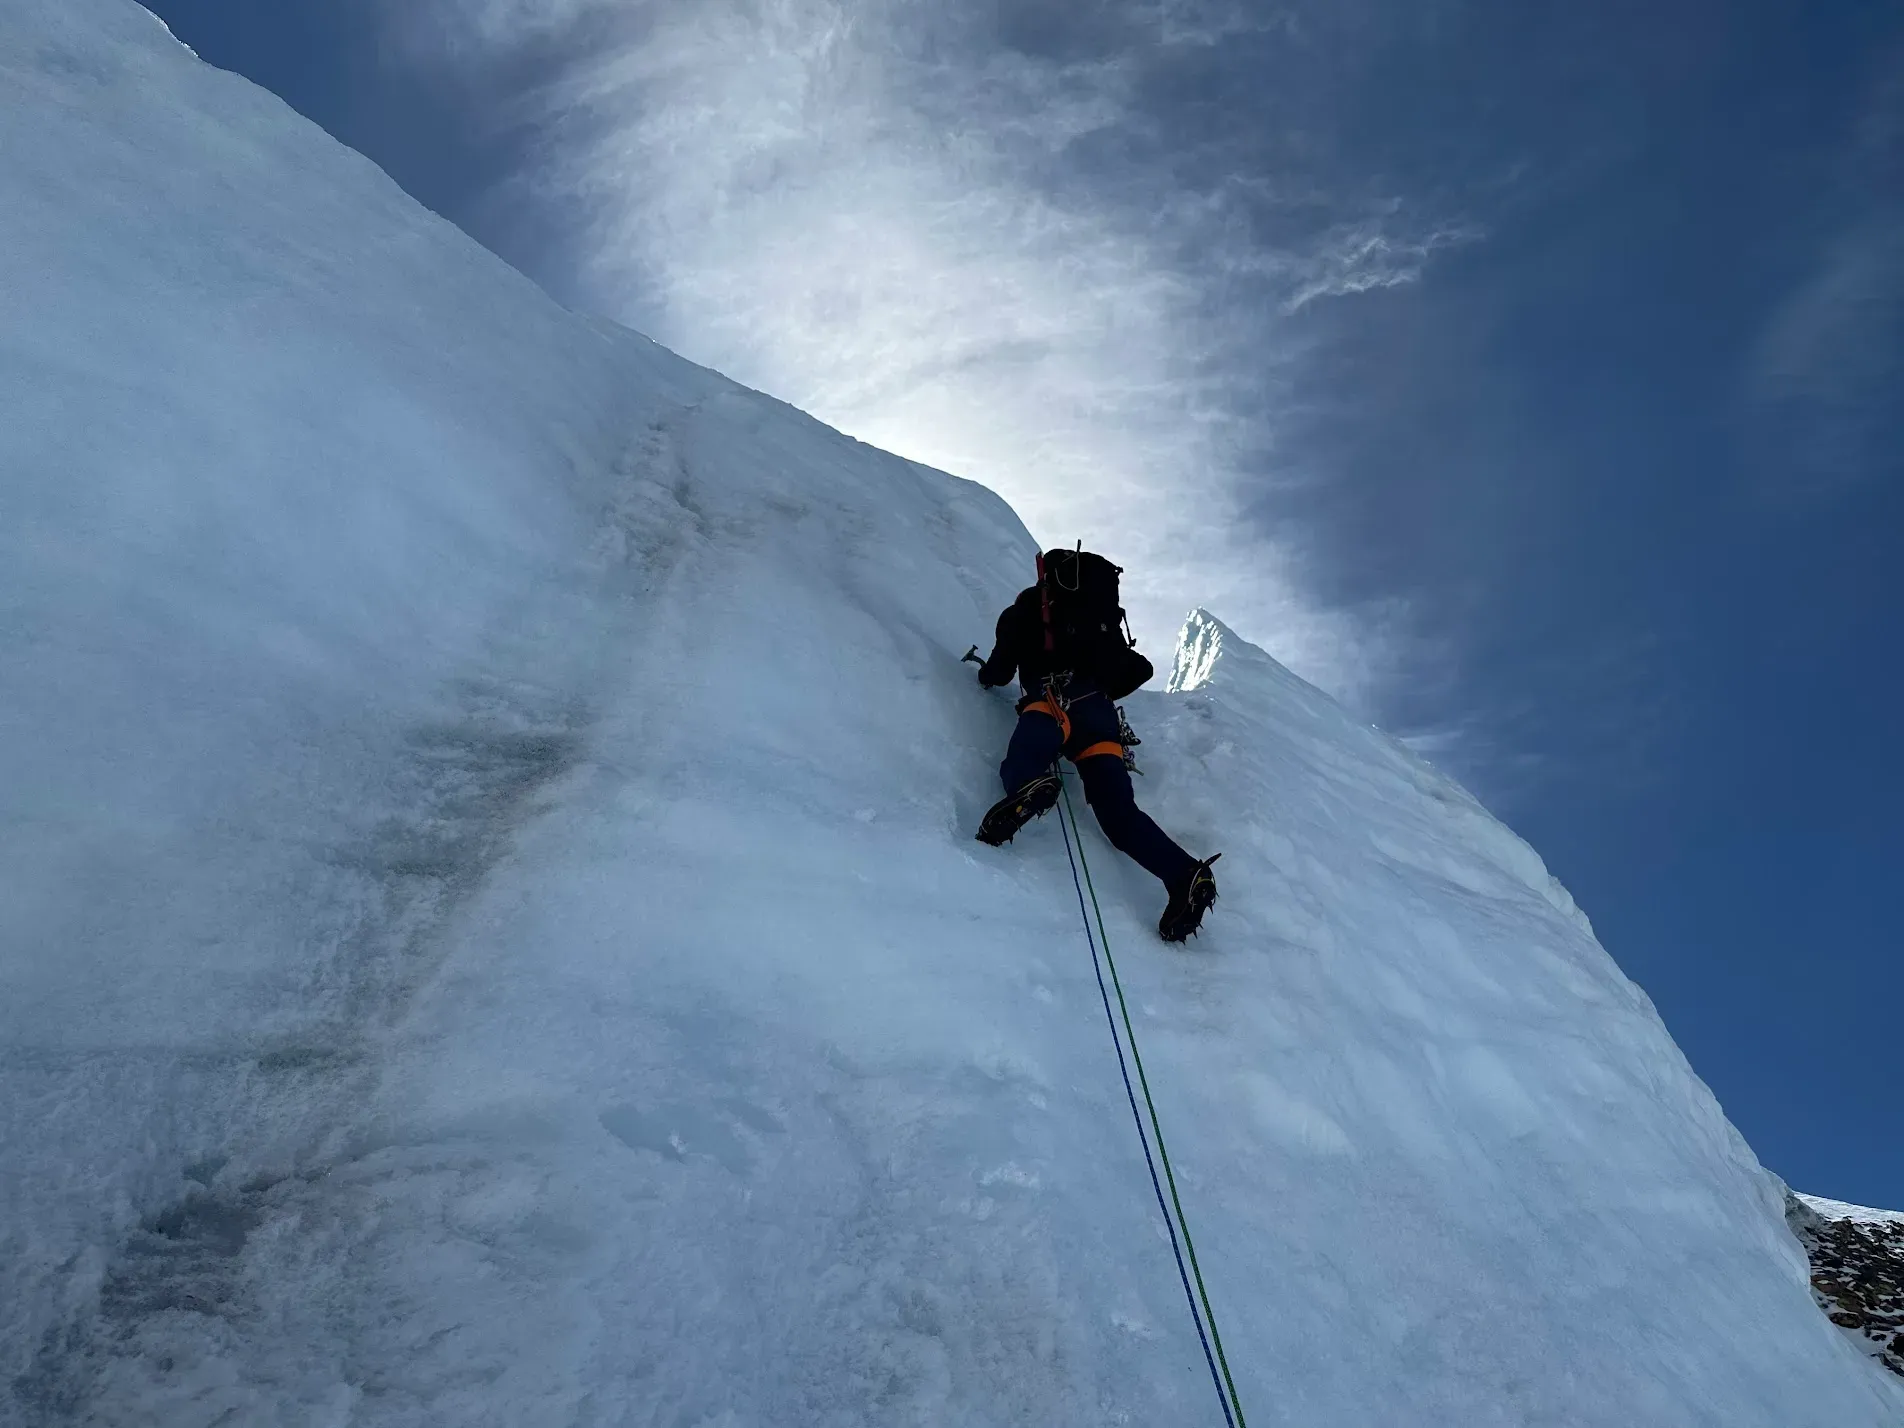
[1800, 1196, 1904, 1228]
[4, 2, 1901, 1424]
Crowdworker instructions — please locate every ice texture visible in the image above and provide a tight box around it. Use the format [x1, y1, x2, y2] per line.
[4, 2, 1901, 1424]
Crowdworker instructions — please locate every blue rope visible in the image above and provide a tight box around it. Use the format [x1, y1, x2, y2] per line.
[1055, 771, 1237, 1428]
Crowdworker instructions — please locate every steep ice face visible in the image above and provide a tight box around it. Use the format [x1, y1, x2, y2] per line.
[4, 3, 1903, 1425]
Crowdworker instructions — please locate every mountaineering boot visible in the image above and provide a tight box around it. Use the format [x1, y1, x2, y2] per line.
[975, 772, 1062, 846]
[1159, 854, 1222, 942]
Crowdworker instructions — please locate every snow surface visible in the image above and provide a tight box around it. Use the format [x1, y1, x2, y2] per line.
[4, 2, 1903, 1424]
[1799, 1196, 1904, 1227]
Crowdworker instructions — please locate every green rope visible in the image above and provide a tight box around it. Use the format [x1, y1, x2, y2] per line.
[1058, 773, 1248, 1426]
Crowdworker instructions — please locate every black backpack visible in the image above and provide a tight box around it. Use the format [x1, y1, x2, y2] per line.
[1038, 547, 1150, 695]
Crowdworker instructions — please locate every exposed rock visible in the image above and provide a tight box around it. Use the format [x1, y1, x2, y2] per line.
[1789, 1193, 1904, 1380]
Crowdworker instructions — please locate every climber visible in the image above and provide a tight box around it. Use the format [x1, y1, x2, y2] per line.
[974, 548, 1220, 942]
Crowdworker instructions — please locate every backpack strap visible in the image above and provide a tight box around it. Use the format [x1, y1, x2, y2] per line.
[1035, 552, 1054, 653]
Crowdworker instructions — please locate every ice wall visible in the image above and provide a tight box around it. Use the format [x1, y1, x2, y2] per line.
[3, 3, 1900, 1424]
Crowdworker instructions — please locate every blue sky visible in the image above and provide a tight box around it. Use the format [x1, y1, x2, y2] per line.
[148, 0, 1902, 1208]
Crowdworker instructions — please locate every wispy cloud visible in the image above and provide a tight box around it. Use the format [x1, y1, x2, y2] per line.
[1745, 45, 1904, 500]
[390, 0, 1465, 701]
[1749, 221, 1903, 498]
[1282, 217, 1479, 313]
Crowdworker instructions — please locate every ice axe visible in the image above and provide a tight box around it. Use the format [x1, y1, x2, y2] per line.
[964, 645, 1009, 696]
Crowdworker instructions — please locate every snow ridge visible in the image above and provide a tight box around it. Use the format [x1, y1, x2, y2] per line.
[1167, 607, 1230, 692]
[1799, 1195, 1904, 1227]
[4, 2, 1903, 1424]
[1165, 607, 1288, 694]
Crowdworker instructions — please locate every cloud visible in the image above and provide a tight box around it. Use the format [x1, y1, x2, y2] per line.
[1744, 46, 1904, 500]
[387, 0, 1467, 701]
[1281, 216, 1479, 313]
[1749, 219, 1903, 497]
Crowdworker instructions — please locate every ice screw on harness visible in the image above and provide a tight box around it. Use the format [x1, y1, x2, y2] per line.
[1116, 704, 1143, 775]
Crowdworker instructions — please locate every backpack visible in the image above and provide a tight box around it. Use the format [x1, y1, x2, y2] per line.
[1038, 547, 1150, 695]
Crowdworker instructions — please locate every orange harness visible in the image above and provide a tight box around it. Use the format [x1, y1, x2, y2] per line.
[1021, 697, 1069, 740]
[1022, 699, 1124, 764]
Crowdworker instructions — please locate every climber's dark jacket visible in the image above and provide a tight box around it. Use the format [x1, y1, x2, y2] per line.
[976, 586, 1154, 701]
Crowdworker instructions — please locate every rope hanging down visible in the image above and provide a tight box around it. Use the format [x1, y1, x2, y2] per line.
[1054, 771, 1249, 1427]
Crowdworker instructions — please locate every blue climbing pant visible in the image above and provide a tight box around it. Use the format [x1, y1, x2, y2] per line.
[1000, 686, 1197, 889]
